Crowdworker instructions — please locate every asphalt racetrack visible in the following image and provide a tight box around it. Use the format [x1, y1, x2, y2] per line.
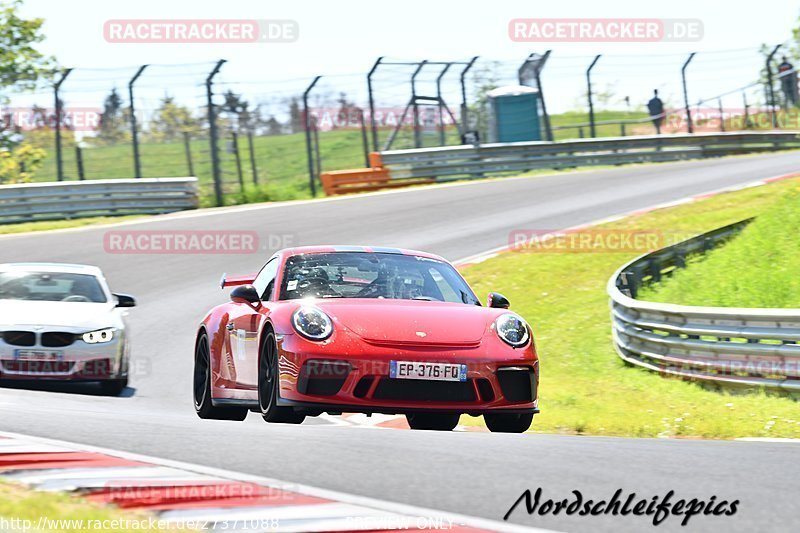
[2, 152, 800, 532]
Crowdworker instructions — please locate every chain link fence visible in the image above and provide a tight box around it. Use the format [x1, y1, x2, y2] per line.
[2, 46, 797, 207]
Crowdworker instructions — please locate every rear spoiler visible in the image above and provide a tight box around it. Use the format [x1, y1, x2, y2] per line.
[219, 273, 256, 289]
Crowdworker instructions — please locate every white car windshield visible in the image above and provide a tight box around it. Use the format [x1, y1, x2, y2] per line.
[0, 271, 107, 303]
[279, 252, 480, 304]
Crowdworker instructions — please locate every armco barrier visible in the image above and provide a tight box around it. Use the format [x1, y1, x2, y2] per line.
[380, 131, 800, 181]
[0, 178, 199, 224]
[321, 132, 800, 195]
[608, 218, 800, 392]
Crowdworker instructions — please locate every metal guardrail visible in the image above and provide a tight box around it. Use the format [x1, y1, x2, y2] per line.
[0, 178, 199, 225]
[381, 131, 800, 181]
[608, 219, 800, 392]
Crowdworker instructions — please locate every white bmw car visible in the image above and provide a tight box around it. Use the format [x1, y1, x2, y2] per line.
[0, 263, 136, 396]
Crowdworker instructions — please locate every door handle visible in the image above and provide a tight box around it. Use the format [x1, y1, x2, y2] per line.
[226, 323, 235, 331]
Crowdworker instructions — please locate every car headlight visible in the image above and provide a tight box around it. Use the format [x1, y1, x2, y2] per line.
[292, 307, 333, 341]
[494, 314, 530, 347]
[82, 328, 116, 344]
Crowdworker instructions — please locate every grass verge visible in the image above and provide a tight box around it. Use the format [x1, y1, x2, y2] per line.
[0, 480, 166, 532]
[459, 177, 800, 438]
[0, 216, 143, 236]
[638, 189, 800, 307]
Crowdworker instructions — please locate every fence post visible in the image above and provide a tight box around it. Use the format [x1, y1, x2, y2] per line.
[312, 124, 322, 183]
[247, 131, 258, 185]
[436, 63, 453, 146]
[742, 91, 752, 129]
[586, 54, 601, 138]
[411, 61, 427, 149]
[718, 98, 725, 132]
[183, 132, 195, 176]
[303, 75, 322, 197]
[459, 56, 479, 138]
[367, 57, 383, 152]
[75, 145, 85, 180]
[128, 64, 148, 178]
[620, 123, 626, 136]
[205, 59, 226, 207]
[232, 132, 244, 191]
[765, 44, 782, 129]
[359, 109, 370, 168]
[53, 68, 73, 182]
[535, 51, 553, 141]
[681, 52, 696, 133]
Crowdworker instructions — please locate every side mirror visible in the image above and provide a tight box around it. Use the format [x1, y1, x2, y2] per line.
[231, 284, 260, 304]
[487, 292, 510, 309]
[114, 293, 137, 308]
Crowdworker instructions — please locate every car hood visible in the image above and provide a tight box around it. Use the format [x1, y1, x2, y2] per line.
[315, 299, 492, 346]
[0, 301, 117, 330]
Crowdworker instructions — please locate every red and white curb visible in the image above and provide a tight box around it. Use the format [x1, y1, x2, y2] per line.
[0, 431, 553, 533]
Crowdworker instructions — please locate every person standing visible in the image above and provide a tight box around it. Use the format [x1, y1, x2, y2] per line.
[777, 56, 799, 108]
[647, 89, 665, 134]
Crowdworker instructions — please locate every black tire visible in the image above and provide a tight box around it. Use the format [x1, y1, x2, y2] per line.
[194, 333, 248, 421]
[99, 376, 127, 396]
[484, 412, 533, 433]
[406, 413, 460, 431]
[259, 330, 305, 424]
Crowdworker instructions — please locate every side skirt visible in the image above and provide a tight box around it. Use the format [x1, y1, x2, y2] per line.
[212, 398, 259, 408]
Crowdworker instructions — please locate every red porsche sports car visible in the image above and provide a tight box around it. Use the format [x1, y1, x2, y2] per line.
[194, 246, 539, 432]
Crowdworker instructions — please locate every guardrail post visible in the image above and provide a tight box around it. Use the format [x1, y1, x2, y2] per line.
[367, 57, 383, 152]
[128, 64, 148, 179]
[205, 59, 227, 207]
[681, 52, 696, 133]
[765, 45, 782, 129]
[53, 68, 73, 182]
[303, 75, 322, 197]
[586, 55, 601, 138]
[247, 131, 258, 185]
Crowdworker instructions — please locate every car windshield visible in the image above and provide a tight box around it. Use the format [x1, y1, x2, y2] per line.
[279, 252, 480, 304]
[0, 271, 107, 303]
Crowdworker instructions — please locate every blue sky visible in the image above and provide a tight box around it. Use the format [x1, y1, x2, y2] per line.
[12, 0, 800, 116]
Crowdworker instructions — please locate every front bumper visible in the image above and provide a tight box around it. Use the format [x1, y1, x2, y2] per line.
[0, 334, 125, 381]
[275, 333, 539, 415]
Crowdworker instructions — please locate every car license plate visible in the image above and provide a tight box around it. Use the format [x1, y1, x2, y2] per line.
[390, 361, 467, 382]
[14, 349, 63, 361]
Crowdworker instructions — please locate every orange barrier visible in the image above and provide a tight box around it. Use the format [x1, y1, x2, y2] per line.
[320, 152, 433, 195]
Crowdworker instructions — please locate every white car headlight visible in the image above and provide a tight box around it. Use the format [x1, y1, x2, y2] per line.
[292, 307, 333, 341]
[495, 314, 530, 347]
[82, 328, 116, 344]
